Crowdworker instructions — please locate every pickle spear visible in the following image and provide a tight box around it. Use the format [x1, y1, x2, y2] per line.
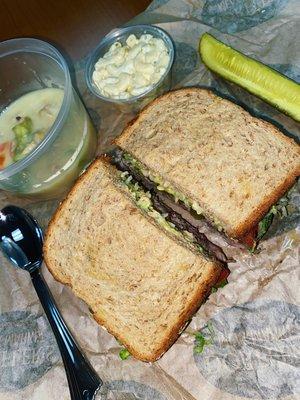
[199, 33, 300, 122]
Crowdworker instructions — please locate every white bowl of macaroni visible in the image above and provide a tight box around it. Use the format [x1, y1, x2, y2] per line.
[86, 25, 175, 108]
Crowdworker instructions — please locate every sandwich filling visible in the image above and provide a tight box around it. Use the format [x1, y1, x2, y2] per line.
[113, 150, 228, 263]
[119, 170, 228, 263]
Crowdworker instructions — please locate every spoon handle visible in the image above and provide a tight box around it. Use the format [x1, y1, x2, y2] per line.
[30, 268, 102, 400]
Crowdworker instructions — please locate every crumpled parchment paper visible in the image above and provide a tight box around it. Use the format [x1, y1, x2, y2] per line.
[0, 0, 299, 399]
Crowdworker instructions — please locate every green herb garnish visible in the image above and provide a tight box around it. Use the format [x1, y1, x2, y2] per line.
[211, 278, 228, 293]
[119, 348, 131, 360]
[194, 321, 215, 354]
[256, 207, 276, 241]
[194, 332, 208, 353]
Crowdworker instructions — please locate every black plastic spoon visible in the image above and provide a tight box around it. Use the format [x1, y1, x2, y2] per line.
[0, 205, 102, 400]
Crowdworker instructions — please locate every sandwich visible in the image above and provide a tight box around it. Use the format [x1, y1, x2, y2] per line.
[114, 88, 300, 248]
[44, 157, 224, 362]
[44, 87, 299, 362]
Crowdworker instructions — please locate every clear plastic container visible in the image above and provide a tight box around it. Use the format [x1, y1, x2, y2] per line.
[85, 24, 175, 113]
[0, 38, 97, 200]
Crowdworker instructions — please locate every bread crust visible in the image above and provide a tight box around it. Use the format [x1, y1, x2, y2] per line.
[115, 87, 300, 239]
[93, 262, 221, 362]
[44, 157, 116, 286]
[230, 168, 299, 238]
[44, 156, 222, 362]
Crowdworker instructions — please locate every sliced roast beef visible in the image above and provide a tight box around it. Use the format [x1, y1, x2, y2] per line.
[151, 193, 228, 263]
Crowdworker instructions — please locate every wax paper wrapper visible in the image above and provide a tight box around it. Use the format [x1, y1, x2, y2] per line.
[0, 0, 299, 399]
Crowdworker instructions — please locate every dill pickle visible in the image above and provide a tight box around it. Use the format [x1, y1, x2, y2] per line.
[199, 33, 300, 121]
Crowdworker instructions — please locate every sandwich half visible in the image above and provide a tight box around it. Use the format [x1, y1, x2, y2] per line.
[115, 88, 300, 246]
[44, 157, 223, 362]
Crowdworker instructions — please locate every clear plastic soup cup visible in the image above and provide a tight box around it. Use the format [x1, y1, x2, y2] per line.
[0, 38, 97, 200]
[85, 24, 175, 113]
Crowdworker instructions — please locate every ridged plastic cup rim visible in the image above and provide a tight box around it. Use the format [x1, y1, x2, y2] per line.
[0, 38, 72, 180]
[85, 24, 175, 104]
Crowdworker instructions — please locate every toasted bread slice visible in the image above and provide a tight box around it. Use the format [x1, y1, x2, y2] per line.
[116, 88, 300, 238]
[44, 157, 222, 362]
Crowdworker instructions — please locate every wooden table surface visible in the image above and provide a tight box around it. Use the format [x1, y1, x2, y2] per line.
[0, 0, 151, 60]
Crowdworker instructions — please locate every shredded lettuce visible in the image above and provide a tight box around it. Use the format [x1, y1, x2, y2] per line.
[257, 207, 276, 241]
[257, 194, 290, 242]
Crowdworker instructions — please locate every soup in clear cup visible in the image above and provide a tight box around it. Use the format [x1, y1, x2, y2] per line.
[0, 38, 97, 200]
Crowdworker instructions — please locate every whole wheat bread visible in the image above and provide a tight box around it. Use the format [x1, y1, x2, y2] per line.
[116, 88, 300, 238]
[44, 158, 222, 362]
